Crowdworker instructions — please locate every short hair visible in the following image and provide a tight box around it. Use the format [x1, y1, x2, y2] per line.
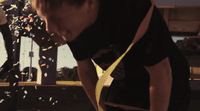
[28, 0, 87, 11]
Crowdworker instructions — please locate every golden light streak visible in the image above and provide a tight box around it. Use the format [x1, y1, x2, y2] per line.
[0, 0, 6, 3]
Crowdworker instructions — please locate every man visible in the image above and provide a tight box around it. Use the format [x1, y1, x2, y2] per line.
[29, 0, 191, 111]
[0, 7, 13, 78]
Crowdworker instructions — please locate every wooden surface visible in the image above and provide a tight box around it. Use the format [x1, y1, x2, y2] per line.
[0, 82, 110, 111]
[168, 21, 200, 32]
[155, 0, 200, 6]
[0, 81, 199, 111]
[0, 81, 112, 87]
[157, 6, 200, 37]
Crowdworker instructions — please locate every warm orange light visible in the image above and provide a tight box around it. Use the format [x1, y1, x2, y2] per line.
[0, 0, 6, 3]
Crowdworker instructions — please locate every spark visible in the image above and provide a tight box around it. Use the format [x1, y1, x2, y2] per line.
[20, 16, 24, 19]
[30, 33, 35, 37]
[62, 36, 66, 41]
[42, 56, 46, 59]
[30, 18, 34, 22]
[41, 21, 44, 25]
[42, 48, 47, 51]
[14, 30, 19, 37]
[48, 46, 52, 49]
[48, 58, 52, 61]
[13, 62, 19, 66]
[47, 65, 49, 69]
[44, 73, 47, 77]
[51, 33, 54, 36]
[28, 13, 33, 17]
[49, 97, 52, 102]
[38, 26, 41, 30]
[15, 75, 19, 79]
[52, 100, 58, 105]
[35, 86, 37, 90]
[23, 95, 26, 99]
[13, 83, 16, 86]
[0, 5, 4, 8]
[17, 39, 19, 43]
[26, 24, 32, 32]
[15, 26, 20, 30]
[27, 79, 32, 82]
[0, 99, 4, 103]
[7, 94, 11, 98]
[39, 97, 42, 100]
[11, 4, 18, 9]
[24, 90, 28, 94]
[41, 63, 46, 67]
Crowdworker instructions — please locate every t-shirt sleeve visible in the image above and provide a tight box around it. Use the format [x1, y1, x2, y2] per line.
[66, 35, 90, 61]
[131, 7, 172, 67]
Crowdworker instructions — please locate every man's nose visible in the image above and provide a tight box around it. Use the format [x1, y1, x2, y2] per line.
[45, 20, 66, 37]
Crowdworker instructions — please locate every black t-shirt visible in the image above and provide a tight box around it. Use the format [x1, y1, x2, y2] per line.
[66, 0, 190, 105]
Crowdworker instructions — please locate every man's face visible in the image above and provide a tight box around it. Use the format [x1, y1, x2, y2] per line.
[36, 2, 95, 42]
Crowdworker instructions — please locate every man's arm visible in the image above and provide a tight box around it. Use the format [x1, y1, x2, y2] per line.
[76, 58, 106, 111]
[0, 8, 13, 60]
[144, 57, 172, 111]
[0, 8, 13, 77]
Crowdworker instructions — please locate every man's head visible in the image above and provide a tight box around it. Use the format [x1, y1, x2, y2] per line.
[28, 0, 99, 42]
[29, 0, 87, 11]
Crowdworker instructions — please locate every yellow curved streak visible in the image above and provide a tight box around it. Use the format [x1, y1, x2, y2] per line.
[95, 43, 134, 111]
